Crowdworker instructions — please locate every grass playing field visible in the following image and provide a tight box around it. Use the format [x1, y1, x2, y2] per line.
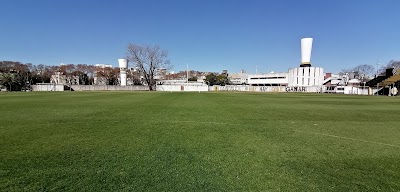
[0, 91, 399, 191]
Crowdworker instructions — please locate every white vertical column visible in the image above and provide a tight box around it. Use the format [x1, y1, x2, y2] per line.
[118, 59, 128, 86]
[304, 67, 310, 86]
[291, 69, 295, 86]
[310, 67, 315, 86]
[319, 67, 324, 86]
[301, 68, 305, 86]
[290, 69, 294, 86]
[120, 73, 127, 86]
[314, 67, 320, 86]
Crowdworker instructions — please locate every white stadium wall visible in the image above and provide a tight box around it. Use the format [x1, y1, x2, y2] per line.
[70, 85, 148, 91]
[156, 84, 209, 92]
[156, 85, 323, 93]
[32, 84, 64, 91]
[212, 85, 322, 93]
[288, 67, 324, 87]
[211, 85, 285, 92]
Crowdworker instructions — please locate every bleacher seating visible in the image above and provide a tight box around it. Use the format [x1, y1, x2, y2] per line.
[381, 69, 400, 87]
[365, 68, 394, 87]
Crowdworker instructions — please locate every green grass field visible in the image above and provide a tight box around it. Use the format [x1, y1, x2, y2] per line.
[1, 92, 399, 191]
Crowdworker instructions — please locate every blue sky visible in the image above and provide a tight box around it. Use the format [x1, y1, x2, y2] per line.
[1, 0, 399, 73]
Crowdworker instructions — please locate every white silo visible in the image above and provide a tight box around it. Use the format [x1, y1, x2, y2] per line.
[300, 38, 313, 67]
[118, 59, 128, 86]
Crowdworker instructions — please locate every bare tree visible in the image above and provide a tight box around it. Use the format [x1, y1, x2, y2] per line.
[127, 69, 142, 85]
[85, 65, 96, 85]
[340, 64, 375, 82]
[95, 67, 120, 85]
[353, 64, 375, 80]
[339, 68, 353, 76]
[126, 43, 170, 90]
[379, 60, 400, 75]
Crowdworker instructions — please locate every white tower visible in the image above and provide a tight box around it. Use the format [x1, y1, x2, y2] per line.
[300, 38, 313, 67]
[288, 37, 324, 89]
[118, 59, 128, 86]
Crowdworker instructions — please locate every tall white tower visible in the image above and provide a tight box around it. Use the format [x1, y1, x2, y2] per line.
[118, 59, 128, 86]
[300, 38, 313, 67]
[288, 37, 324, 88]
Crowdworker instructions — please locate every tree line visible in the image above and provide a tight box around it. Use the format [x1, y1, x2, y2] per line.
[204, 73, 230, 86]
[0, 43, 171, 91]
[340, 61, 400, 82]
[0, 61, 143, 91]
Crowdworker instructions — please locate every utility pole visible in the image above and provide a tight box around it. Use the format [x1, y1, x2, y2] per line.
[186, 63, 189, 85]
[376, 62, 380, 76]
[376, 62, 380, 96]
[362, 74, 365, 95]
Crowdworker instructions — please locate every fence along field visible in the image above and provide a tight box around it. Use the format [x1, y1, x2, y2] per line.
[30, 83, 371, 95]
[0, 91, 399, 191]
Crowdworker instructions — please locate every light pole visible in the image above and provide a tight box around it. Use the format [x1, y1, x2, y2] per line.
[376, 83, 379, 96]
[363, 82, 366, 95]
[361, 74, 365, 95]
[374, 62, 380, 96]
[376, 62, 380, 76]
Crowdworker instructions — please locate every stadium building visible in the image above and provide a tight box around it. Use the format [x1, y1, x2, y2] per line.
[247, 38, 325, 90]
